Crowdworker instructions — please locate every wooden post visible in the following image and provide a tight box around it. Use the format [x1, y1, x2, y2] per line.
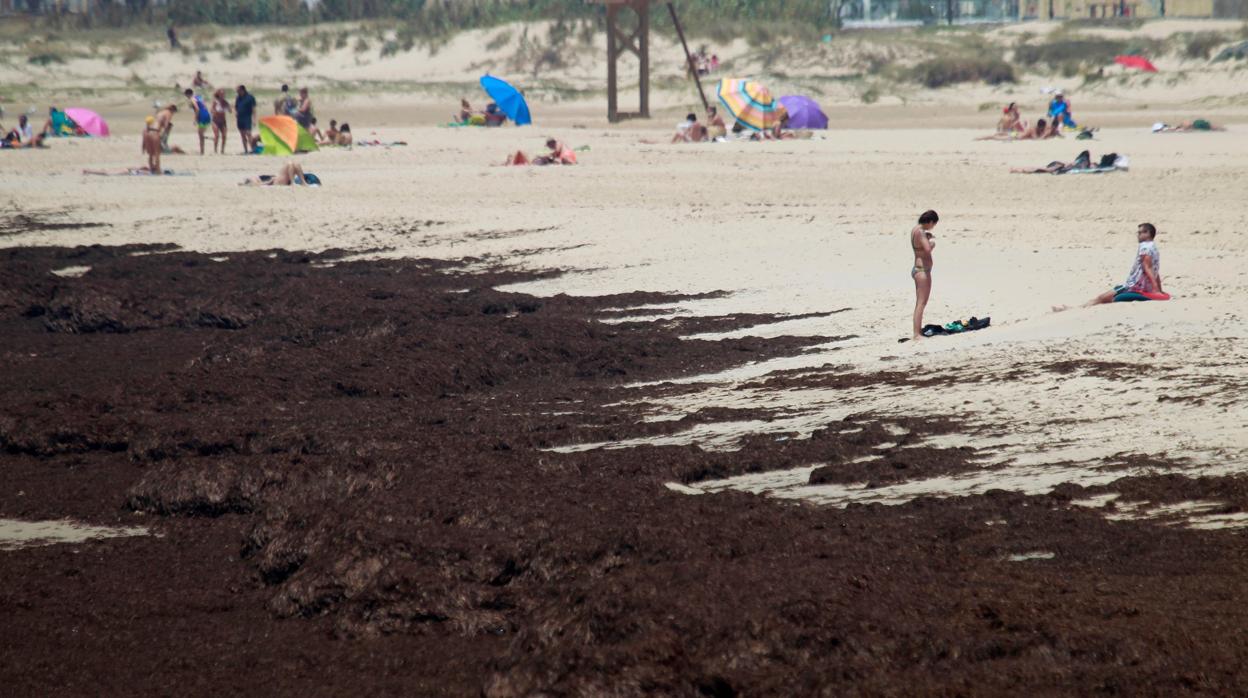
[638, 0, 649, 119]
[606, 3, 619, 122]
[666, 2, 709, 114]
[594, 0, 651, 123]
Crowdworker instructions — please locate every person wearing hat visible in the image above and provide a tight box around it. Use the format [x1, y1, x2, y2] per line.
[1048, 90, 1076, 130]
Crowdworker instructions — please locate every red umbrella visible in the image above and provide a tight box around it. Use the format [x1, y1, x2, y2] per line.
[1114, 55, 1158, 72]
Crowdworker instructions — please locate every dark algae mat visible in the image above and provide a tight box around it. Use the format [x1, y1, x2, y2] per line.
[2, 244, 1247, 696]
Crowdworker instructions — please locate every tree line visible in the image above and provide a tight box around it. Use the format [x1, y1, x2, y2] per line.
[34, 0, 838, 30]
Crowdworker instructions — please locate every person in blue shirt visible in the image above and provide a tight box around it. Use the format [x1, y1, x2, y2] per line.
[184, 88, 211, 155]
[234, 85, 257, 154]
[1048, 90, 1076, 129]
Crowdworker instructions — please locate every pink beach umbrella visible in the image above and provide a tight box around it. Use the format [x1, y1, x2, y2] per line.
[63, 108, 110, 137]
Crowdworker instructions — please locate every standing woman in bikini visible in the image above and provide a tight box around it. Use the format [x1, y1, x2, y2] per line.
[910, 210, 939, 340]
[211, 89, 231, 155]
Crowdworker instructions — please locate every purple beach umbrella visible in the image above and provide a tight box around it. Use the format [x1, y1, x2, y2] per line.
[777, 95, 828, 130]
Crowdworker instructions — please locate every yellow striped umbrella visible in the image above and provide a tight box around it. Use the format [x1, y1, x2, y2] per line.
[716, 78, 787, 131]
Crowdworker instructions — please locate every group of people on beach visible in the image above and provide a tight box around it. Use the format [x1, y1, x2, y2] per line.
[1, 106, 89, 148]
[687, 46, 720, 77]
[909, 211, 1164, 341]
[978, 95, 1074, 141]
[131, 71, 354, 176]
[667, 106, 803, 144]
[453, 98, 511, 127]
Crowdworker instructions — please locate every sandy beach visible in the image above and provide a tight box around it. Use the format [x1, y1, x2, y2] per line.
[3, 15, 1248, 695]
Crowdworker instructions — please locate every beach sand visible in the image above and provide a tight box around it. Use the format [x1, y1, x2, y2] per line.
[3, 17, 1248, 693]
[4, 117, 1245, 484]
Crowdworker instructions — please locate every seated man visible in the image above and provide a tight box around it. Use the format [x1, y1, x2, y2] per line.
[319, 119, 340, 145]
[483, 103, 507, 127]
[1047, 91, 1076, 129]
[4, 114, 46, 148]
[1055, 223, 1163, 310]
[671, 113, 707, 143]
[707, 106, 727, 140]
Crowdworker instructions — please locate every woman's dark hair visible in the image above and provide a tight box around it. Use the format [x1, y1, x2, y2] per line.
[1036, 118, 1047, 129]
[918, 210, 939, 225]
[339, 123, 350, 133]
[686, 113, 696, 121]
[1139, 222, 1156, 238]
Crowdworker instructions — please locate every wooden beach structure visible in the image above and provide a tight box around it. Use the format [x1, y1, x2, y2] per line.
[589, 0, 709, 123]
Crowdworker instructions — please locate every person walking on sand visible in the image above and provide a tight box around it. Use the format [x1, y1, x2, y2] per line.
[184, 88, 211, 155]
[910, 210, 939, 341]
[1054, 223, 1163, 311]
[234, 85, 257, 154]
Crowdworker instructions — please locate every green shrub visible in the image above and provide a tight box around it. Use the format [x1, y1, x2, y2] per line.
[1212, 39, 1248, 61]
[354, 36, 370, 53]
[1014, 39, 1126, 69]
[860, 86, 880, 104]
[1181, 32, 1225, 60]
[285, 46, 311, 69]
[120, 43, 147, 65]
[224, 41, 251, 60]
[335, 31, 350, 50]
[908, 56, 1015, 88]
[486, 30, 512, 51]
[28, 52, 64, 66]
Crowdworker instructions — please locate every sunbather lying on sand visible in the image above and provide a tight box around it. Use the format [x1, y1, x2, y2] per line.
[1053, 223, 1163, 311]
[1152, 119, 1225, 133]
[1011, 150, 1124, 174]
[1011, 150, 1092, 174]
[82, 166, 178, 176]
[240, 162, 315, 186]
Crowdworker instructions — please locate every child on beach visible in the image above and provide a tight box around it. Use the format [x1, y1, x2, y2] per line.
[910, 210, 939, 341]
[1054, 223, 1163, 310]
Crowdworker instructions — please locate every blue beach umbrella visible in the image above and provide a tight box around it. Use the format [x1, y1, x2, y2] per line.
[479, 74, 531, 126]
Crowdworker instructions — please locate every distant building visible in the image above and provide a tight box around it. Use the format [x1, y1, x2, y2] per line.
[1019, 0, 1216, 18]
[838, 0, 1232, 22]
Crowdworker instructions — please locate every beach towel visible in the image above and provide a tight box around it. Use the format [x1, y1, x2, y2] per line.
[921, 316, 991, 337]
